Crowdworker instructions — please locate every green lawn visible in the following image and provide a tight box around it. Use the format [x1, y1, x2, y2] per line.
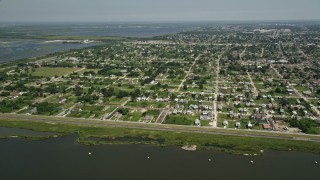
[31, 67, 81, 77]
[164, 115, 196, 125]
[120, 112, 142, 122]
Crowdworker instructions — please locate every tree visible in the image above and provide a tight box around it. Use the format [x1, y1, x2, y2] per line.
[118, 108, 129, 115]
[280, 98, 289, 107]
[183, 84, 188, 90]
[101, 87, 115, 97]
[275, 87, 281, 94]
[46, 84, 57, 94]
[288, 118, 319, 134]
[117, 90, 129, 98]
[75, 85, 83, 96]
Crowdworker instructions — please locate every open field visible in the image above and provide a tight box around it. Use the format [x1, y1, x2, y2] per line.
[31, 67, 82, 77]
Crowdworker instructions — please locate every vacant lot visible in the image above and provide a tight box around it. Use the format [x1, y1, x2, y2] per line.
[32, 67, 81, 77]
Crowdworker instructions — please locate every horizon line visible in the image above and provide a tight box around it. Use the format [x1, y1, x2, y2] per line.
[1, 19, 320, 24]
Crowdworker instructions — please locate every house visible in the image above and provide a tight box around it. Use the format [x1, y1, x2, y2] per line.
[195, 119, 201, 126]
[34, 63, 41, 68]
[286, 89, 294, 94]
[156, 98, 163, 102]
[29, 107, 38, 114]
[263, 124, 272, 130]
[200, 111, 211, 120]
[234, 101, 241, 107]
[254, 115, 268, 124]
[172, 109, 178, 115]
[261, 104, 267, 108]
[278, 59, 288, 64]
[222, 120, 229, 127]
[235, 122, 241, 128]
[303, 110, 308, 116]
[247, 121, 253, 129]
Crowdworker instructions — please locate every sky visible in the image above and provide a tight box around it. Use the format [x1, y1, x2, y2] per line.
[0, 0, 319, 22]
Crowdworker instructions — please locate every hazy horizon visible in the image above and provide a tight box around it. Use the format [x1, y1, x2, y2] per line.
[0, 0, 320, 23]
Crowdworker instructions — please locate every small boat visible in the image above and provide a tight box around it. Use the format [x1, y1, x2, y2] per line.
[250, 160, 254, 164]
[88, 152, 92, 155]
[208, 159, 212, 162]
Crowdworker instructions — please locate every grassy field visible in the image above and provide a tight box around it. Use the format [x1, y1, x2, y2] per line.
[164, 115, 196, 125]
[31, 67, 81, 77]
[1, 120, 320, 155]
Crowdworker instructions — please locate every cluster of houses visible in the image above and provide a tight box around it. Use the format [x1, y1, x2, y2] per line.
[136, 96, 151, 102]
[220, 119, 255, 129]
[155, 97, 170, 102]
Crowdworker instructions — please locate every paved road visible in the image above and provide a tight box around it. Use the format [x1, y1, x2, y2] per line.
[176, 54, 201, 92]
[212, 54, 222, 128]
[260, 48, 264, 58]
[272, 66, 320, 117]
[288, 83, 320, 117]
[247, 71, 258, 97]
[1, 113, 320, 142]
[156, 109, 169, 123]
[240, 46, 247, 61]
[278, 41, 286, 60]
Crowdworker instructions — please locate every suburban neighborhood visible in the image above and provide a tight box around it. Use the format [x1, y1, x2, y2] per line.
[1, 23, 320, 135]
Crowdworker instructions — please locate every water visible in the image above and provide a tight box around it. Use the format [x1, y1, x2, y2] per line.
[0, 23, 194, 63]
[0, 134, 319, 180]
[0, 127, 55, 137]
[0, 38, 101, 63]
[0, 23, 194, 37]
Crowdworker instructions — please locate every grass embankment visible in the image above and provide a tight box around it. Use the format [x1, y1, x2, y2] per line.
[0, 120, 320, 155]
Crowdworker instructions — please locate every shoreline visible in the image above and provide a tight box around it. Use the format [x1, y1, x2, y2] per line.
[1, 119, 320, 156]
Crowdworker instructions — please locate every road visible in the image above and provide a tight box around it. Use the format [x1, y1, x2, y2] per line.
[260, 48, 264, 58]
[156, 109, 169, 123]
[1, 113, 320, 142]
[212, 54, 222, 128]
[102, 98, 131, 120]
[278, 41, 286, 59]
[240, 46, 247, 61]
[288, 83, 320, 117]
[176, 54, 201, 92]
[271, 66, 320, 117]
[247, 71, 258, 97]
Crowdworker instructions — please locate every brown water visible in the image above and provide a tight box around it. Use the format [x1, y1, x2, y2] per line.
[0, 134, 319, 180]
